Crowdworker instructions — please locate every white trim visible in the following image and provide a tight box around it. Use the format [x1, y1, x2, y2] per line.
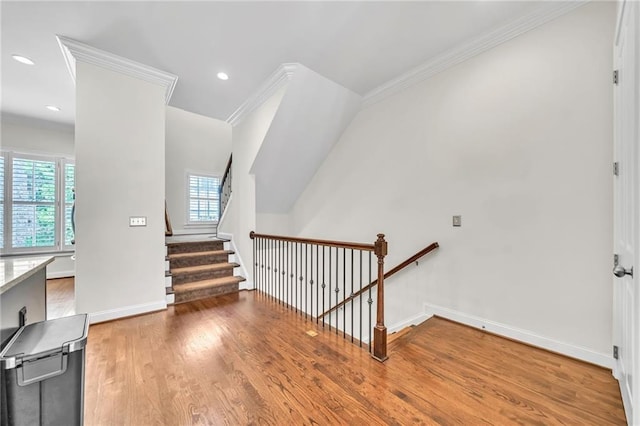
[89, 300, 167, 324]
[362, 1, 588, 108]
[56, 35, 178, 105]
[226, 63, 298, 126]
[165, 292, 175, 305]
[423, 302, 612, 369]
[217, 231, 253, 290]
[387, 312, 432, 335]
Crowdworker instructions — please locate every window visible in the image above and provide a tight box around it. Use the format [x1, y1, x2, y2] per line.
[0, 151, 74, 254]
[63, 161, 75, 247]
[187, 173, 220, 224]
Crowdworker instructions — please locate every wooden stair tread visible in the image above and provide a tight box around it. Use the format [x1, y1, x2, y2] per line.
[168, 249, 234, 260]
[173, 276, 246, 293]
[171, 262, 240, 275]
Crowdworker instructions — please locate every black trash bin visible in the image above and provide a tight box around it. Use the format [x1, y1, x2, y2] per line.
[1, 314, 89, 426]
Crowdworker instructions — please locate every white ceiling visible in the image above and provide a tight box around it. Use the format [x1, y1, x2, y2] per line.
[1, 1, 551, 127]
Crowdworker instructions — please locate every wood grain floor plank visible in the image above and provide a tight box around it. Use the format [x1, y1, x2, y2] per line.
[83, 290, 626, 425]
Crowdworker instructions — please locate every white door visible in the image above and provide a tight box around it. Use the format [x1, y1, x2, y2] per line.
[613, 1, 640, 424]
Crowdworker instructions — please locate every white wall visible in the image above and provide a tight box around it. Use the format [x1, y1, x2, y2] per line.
[165, 106, 231, 235]
[0, 118, 74, 157]
[218, 83, 288, 286]
[75, 61, 166, 322]
[287, 3, 615, 363]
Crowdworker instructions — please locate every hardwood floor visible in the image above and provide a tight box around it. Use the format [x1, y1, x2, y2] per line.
[46, 277, 75, 320]
[84, 291, 625, 425]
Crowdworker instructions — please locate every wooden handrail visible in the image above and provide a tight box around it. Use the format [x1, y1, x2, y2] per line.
[250, 231, 376, 252]
[318, 242, 439, 320]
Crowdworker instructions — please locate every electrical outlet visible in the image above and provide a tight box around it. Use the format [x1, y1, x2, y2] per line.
[129, 216, 147, 227]
[453, 215, 462, 227]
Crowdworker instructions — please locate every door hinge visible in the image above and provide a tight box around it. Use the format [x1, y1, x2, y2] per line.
[614, 162, 619, 176]
[613, 70, 619, 85]
[613, 345, 619, 360]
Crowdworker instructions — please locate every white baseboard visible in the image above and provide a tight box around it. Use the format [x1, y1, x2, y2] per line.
[47, 270, 75, 279]
[239, 280, 254, 291]
[89, 300, 167, 324]
[388, 312, 432, 334]
[423, 302, 612, 369]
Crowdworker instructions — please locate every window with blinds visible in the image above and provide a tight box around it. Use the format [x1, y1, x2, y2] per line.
[64, 162, 75, 246]
[12, 157, 57, 248]
[0, 152, 74, 253]
[187, 173, 220, 224]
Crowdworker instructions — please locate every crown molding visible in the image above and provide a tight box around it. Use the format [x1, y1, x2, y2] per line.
[226, 63, 299, 127]
[56, 35, 178, 105]
[362, 1, 588, 108]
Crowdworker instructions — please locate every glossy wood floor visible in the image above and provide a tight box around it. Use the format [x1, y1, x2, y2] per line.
[46, 277, 75, 320]
[84, 291, 626, 425]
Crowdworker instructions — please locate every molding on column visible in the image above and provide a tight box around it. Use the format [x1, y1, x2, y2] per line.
[56, 35, 178, 104]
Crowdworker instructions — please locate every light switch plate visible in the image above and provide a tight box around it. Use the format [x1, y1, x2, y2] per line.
[452, 215, 462, 227]
[129, 216, 147, 227]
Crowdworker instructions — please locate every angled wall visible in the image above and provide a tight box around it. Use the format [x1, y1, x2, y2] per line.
[219, 83, 289, 286]
[251, 64, 361, 213]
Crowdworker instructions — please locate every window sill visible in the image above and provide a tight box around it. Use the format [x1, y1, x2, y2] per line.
[1, 249, 75, 258]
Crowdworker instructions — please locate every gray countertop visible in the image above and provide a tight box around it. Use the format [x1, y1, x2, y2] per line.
[0, 256, 55, 295]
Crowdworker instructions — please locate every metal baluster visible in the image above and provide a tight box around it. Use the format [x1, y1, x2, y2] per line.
[293, 243, 299, 313]
[253, 236, 256, 294]
[321, 246, 326, 328]
[279, 240, 283, 305]
[335, 247, 339, 335]
[359, 250, 363, 347]
[304, 243, 308, 319]
[288, 241, 292, 309]
[282, 241, 286, 306]
[316, 245, 319, 323]
[328, 247, 332, 332]
[350, 249, 354, 343]
[342, 247, 346, 339]
[259, 238, 263, 293]
[275, 239, 278, 301]
[368, 252, 373, 354]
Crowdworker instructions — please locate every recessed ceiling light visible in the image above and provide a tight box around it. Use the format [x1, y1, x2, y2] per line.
[12, 54, 34, 65]
[46, 105, 61, 112]
[217, 72, 229, 81]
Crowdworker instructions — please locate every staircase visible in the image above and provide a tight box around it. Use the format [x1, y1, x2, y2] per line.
[165, 237, 245, 304]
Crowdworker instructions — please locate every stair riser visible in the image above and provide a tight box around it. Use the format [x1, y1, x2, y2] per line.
[167, 241, 224, 255]
[175, 283, 239, 304]
[172, 268, 234, 285]
[169, 253, 229, 269]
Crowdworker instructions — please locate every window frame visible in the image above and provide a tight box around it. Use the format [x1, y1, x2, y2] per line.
[0, 150, 75, 256]
[185, 171, 221, 226]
